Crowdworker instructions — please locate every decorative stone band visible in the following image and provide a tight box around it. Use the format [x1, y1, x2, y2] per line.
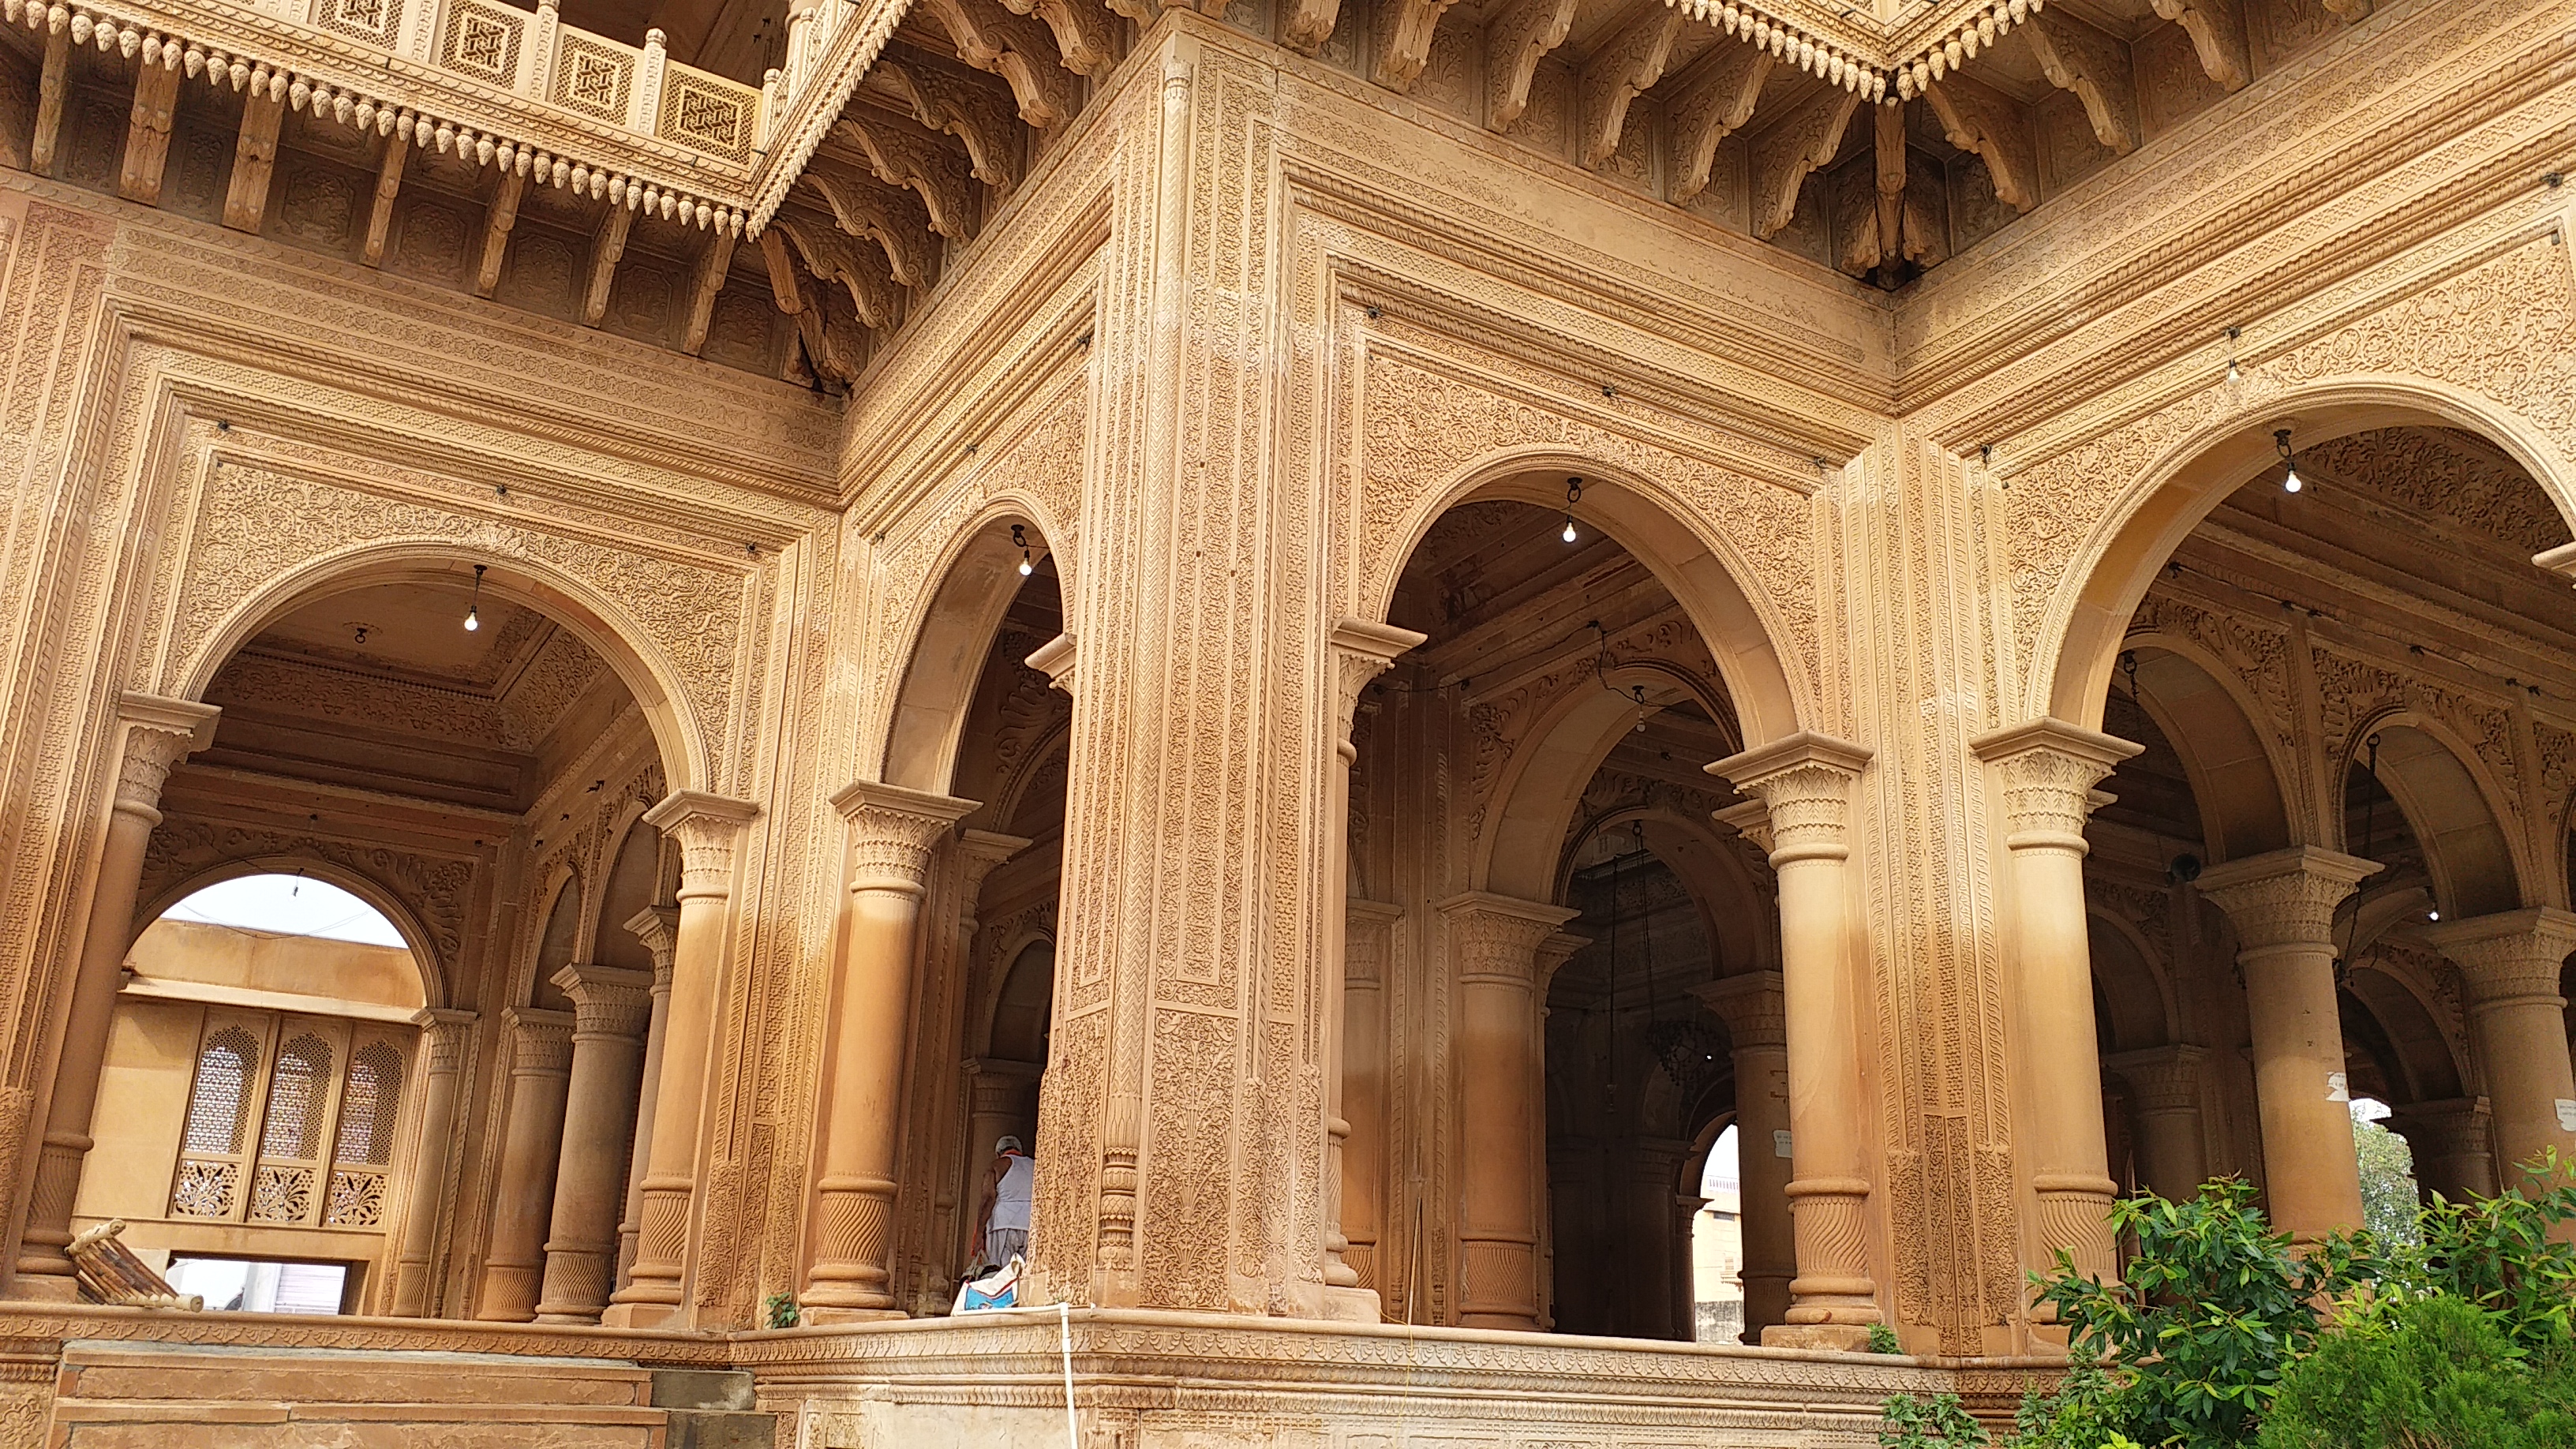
[1969, 717, 2141, 854]
[1660, 0, 2091, 108]
[111, 693, 221, 821]
[1691, 971, 1787, 1051]
[623, 905, 681, 990]
[503, 1007, 576, 1076]
[2194, 847, 2382, 954]
[1705, 731, 1872, 867]
[831, 781, 981, 897]
[1329, 617, 1428, 739]
[550, 964, 655, 1041]
[641, 791, 761, 901]
[2423, 908, 2576, 1011]
[2105, 1043, 2207, 1118]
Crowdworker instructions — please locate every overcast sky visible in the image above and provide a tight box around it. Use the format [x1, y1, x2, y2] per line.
[162, 874, 407, 948]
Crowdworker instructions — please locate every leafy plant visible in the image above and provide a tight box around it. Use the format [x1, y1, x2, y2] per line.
[2352, 1108, 2422, 1249]
[2394, 1149, 2576, 1352]
[1878, 1392, 1990, 1447]
[2256, 1293, 2576, 1449]
[762, 1290, 799, 1328]
[1868, 1321, 1902, 1354]
[2008, 1359, 2125, 1449]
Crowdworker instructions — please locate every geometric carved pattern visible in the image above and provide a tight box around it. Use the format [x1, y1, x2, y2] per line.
[250, 1164, 316, 1224]
[436, 0, 525, 85]
[551, 35, 636, 123]
[309, 0, 404, 48]
[169, 1159, 238, 1219]
[181, 1027, 256, 1155]
[658, 71, 758, 163]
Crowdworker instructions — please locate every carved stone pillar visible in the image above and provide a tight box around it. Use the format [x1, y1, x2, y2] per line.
[1973, 720, 2139, 1286]
[1693, 969, 1793, 1339]
[801, 781, 977, 1321]
[1341, 900, 1403, 1301]
[612, 906, 678, 1293]
[2386, 1097, 2496, 1202]
[1439, 892, 1579, 1329]
[475, 1007, 575, 1320]
[2107, 1044, 2210, 1203]
[2424, 908, 2576, 1190]
[1321, 620, 1422, 1323]
[534, 964, 654, 1322]
[605, 791, 759, 1328]
[390, 1009, 477, 1316]
[1707, 732, 1881, 1346]
[1628, 1136, 1693, 1340]
[12, 694, 218, 1298]
[2196, 846, 2379, 1242]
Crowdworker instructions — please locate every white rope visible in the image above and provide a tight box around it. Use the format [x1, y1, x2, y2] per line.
[1058, 1299, 1079, 1449]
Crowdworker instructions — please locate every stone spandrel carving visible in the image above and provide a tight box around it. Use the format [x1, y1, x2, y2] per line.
[136, 818, 475, 987]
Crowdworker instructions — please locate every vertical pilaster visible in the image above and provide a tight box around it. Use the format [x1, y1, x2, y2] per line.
[1972, 718, 2140, 1287]
[605, 791, 759, 1328]
[612, 906, 679, 1293]
[474, 1007, 575, 1321]
[2196, 846, 2379, 1242]
[802, 781, 977, 1320]
[11, 695, 218, 1299]
[1341, 900, 1402, 1300]
[1693, 969, 1793, 1339]
[1707, 733, 1881, 1346]
[390, 1008, 477, 1316]
[534, 964, 653, 1322]
[2424, 908, 2576, 1190]
[2107, 1044, 2211, 1203]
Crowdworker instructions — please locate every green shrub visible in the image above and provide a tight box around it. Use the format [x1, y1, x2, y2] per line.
[1869, 1322, 1902, 1354]
[1878, 1392, 1989, 1447]
[2256, 1294, 2576, 1449]
[2396, 1149, 2576, 1352]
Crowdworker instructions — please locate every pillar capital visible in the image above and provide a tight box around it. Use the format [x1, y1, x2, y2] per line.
[1706, 732, 1871, 864]
[1971, 717, 2142, 852]
[641, 792, 760, 899]
[1713, 798, 1776, 860]
[410, 1007, 478, 1072]
[1024, 631, 1076, 695]
[2106, 1043, 2207, 1116]
[110, 693, 221, 817]
[2423, 908, 2576, 1007]
[957, 829, 1032, 911]
[502, 1006, 575, 1076]
[2195, 846, 2382, 953]
[1436, 893, 1580, 986]
[1692, 971, 1787, 1050]
[830, 781, 979, 894]
[623, 905, 680, 990]
[550, 963, 654, 1039]
[2386, 1095, 2493, 1154]
[1328, 617, 1427, 736]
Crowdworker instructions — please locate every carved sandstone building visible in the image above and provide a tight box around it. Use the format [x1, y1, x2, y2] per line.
[0, 0, 2571, 1440]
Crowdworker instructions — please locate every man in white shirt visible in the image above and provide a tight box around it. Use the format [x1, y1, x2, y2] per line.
[970, 1136, 1035, 1273]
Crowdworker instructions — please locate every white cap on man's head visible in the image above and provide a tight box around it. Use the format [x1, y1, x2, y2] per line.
[995, 1136, 1024, 1155]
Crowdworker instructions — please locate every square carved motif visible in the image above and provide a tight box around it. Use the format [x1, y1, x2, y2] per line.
[551, 35, 633, 122]
[437, 0, 524, 85]
[656, 72, 754, 163]
[310, 0, 403, 49]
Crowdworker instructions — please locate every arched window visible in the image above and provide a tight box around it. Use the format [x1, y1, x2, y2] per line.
[182, 1028, 257, 1155]
[324, 1039, 407, 1228]
[260, 1033, 333, 1162]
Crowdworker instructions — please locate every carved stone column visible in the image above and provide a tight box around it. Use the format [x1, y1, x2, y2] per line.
[1628, 1136, 1693, 1340]
[1707, 732, 1880, 1346]
[612, 906, 678, 1293]
[12, 694, 218, 1298]
[605, 791, 759, 1328]
[801, 781, 978, 1320]
[2424, 908, 2576, 1189]
[1321, 620, 1422, 1323]
[534, 964, 654, 1322]
[475, 1007, 575, 1320]
[2386, 1097, 2496, 1202]
[1439, 892, 1579, 1329]
[2196, 846, 2379, 1242]
[1693, 969, 1793, 1339]
[390, 1009, 477, 1316]
[1341, 900, 1403, 1301]
[2107, 1045, 2210, 1203]
[1973, 720, 2139, 1286]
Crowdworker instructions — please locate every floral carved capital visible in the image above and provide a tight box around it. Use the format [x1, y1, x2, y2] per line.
[551, 963, 656, 1040]
[1971, 718, 2141, 852]
[641, 791, 761, 900]
[1329, 617, 1428, 741]
[411, 1008, 478, 1073]
[503, 1007, 576, 1076]
[2423, 908, 2576, 1008]
[831, 781, 980, 894]
[1692, 970, 1787, 1050]
[2195, 847, 2380, 953]
[623, 906, 681, 990]
[1706, 732, 1871, 865]
[1437, 893, 1580, 989]
[112, 693, 221, 818]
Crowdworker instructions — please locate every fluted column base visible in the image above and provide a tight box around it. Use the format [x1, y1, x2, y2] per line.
[1455, 1234, 1540, 1330]
[801, 1174, 904, 1323]
[9, 1135, 92, 1297]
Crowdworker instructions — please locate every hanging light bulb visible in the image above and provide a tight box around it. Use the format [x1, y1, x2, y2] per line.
[1631, 684, 1649, 733]
[1562, 475, 1583, 544]
[463, 563, 485, 632]
[2428, 909, 2441, 922]
[2224, 326, 2242, 383]
[1012, 523, 1034, 577]
[2275, 429, 2303, 493]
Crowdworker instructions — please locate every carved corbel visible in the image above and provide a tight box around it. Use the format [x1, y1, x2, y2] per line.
[1750, 88, 1859, 239]
[1668, 46, 1770, 204]
[999, 0, 1118, 77]
[1025, 632, 1075, 695]
[1281, 0, 1344, 58]
[914, 0, 1076, 129]
[473, 170, 527, 299]
[773, 210, 903, 329]
[1923, 76, 2037, 213]
[362, 134, 407, 268]
[582, 204, 635, 326]
[2022, 8, 2138, 155]
[117, 54, 183, 204]
[804, 164, 940, 291]
[1871, 100, 1906, 268]
[1484, 0, 1577, 133]
[833, 114, 978, 239]
[2148, 0, 2250, 92]
[1576, 6, 1682, 170]
[29, 28, 67, 174]
[1372, 0, 1458, 91]
[680, 230, 736, 358]
[223, 93, 286, 233]
[874, 53, 1023, 193]
[757, 224, 859, 384]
